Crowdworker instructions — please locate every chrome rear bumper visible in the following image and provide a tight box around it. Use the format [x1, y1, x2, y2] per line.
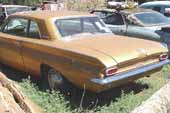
[91, 59, 170, 85]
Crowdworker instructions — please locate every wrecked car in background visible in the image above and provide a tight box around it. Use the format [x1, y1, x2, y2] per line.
[107, 0, 138, 9]
[0, 5, 31, 23]
[91, 8, 170, 51]
[0, 10, 169, 93]
[139, 1, 170, 18]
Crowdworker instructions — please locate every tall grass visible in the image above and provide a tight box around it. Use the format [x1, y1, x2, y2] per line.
[19, 66, 170, 113]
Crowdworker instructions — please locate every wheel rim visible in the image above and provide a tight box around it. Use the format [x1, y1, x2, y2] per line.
[47, 69, 63, 90]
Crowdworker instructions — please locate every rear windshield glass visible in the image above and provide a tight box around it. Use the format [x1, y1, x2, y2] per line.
[55, 16, 111, 37]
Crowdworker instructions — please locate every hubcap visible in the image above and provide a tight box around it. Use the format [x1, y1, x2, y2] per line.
[47, 69, 63, 90]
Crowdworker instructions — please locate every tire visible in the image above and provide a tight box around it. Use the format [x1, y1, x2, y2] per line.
[47, 68, 64, 90]
[41, 66, 72, 93]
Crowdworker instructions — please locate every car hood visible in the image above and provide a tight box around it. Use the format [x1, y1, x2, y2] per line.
[62, 34, 167, 65]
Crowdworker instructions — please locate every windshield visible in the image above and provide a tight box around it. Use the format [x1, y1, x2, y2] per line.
[6, 7, 31, 15]
[134, 12, 170, 25]
[55, 16, 111, 37]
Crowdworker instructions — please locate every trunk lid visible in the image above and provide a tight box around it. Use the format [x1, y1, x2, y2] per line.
[63, 34, 167, 64]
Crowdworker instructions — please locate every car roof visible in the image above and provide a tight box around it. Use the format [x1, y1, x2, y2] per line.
[121, 8, 157, 15]
[0, 5, 29, 8]
[12, 10, 95, 20]
[92, 8, 116, 12]
[140, 1, 170, 6]
[92, 8, 156, 15]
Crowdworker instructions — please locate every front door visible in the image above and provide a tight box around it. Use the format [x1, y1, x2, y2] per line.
[0, 17, 29, 70]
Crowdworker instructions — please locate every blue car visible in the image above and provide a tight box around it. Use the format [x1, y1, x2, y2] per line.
[139, 1, 170, 18]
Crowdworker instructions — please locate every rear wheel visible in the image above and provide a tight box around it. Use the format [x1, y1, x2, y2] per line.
[47, 68, 64, 90]
[41, 66, 72, 94]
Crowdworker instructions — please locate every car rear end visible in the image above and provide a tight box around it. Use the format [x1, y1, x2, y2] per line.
[90, 52, 169, 93]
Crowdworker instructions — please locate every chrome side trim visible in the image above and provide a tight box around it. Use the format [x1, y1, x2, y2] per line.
[91, 59, 170, 85]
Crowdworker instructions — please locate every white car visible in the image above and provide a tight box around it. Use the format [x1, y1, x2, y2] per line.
[107, 0, 138, 8]
[139, 1, 170, 18]
[0, 5, 31, 23]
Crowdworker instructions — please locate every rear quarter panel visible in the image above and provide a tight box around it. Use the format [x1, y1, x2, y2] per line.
[20, 38, 105, 88]
[126, 25, 162, 41]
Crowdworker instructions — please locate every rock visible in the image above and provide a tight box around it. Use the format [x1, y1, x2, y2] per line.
[0, 83, 25, 113]
[0, 72, 42, 113]
[132, 82, 170, 113]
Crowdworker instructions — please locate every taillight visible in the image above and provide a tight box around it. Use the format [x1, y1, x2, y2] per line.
[159, 53, 168, 61]
[105, 67, 118, 77]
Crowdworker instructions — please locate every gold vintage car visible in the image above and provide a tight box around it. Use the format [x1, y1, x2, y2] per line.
[0, 10, 169, 93]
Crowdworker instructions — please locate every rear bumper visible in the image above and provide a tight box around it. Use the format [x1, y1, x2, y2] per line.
[90, 59, 170, 85]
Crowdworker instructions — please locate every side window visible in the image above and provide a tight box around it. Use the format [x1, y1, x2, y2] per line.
[103, 13, 124, 25]
[2, 18, 41, 39]
[3, 18, 28, 37]
[28, 21, 40, 38]
[152, 6, 161, 12]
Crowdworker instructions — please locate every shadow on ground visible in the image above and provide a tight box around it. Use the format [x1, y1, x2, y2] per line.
[0, 63, 149, 110]
[65, 82, 149, 109]
[0, 64, 28, 81]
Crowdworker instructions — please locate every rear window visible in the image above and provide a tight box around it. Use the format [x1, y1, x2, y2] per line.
[54, 16, 111, 37]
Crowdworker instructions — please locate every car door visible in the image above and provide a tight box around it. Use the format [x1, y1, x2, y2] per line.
[0, 17, 29, 70]
[20, 20, 43, 76]
[103, 13, 126, 35]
